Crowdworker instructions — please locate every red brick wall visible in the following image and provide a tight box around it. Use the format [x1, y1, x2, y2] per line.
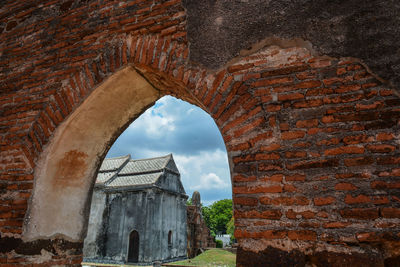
[224, 57, 400, 266]
[0, 0, 399, 266]
[187, 204, 216, 258]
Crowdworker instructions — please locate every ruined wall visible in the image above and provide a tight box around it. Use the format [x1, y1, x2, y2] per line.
[186, 192, 216, 258]
[228, 54, 400, 266]
[186, 205, 216, 258]
[82, 187, 107, 259]
[0, 0, 399, 266]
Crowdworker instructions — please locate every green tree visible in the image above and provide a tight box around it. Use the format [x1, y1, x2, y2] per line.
[201, 205, 215, 236]
[201, 199, 233, 235]
[226, 216, 235, 243]
[186, 198, 192, 205]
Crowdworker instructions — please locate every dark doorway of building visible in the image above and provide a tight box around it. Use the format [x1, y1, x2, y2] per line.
[128, 230, 139, 263]
[168, 230, 172, 247]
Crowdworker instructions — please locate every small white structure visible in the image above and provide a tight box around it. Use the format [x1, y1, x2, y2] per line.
[215, 234, 231, 247]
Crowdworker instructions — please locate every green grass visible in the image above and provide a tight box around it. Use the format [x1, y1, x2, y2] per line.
[166, 248, 236, 267]
[82, 263, 152, 267]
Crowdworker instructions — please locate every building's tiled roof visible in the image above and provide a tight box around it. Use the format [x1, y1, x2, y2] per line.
[107, 173, 162, 187]
[119, 154, 175, 175]
[96, 171, 118, 184]
[99, 155, 130, 172]
[95, 154, 179, 188]
[95, 155, 130, 185]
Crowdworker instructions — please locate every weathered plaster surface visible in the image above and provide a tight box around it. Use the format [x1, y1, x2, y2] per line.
[82, 188, 107, 257]
[98, 189, 187, 263]
[183, 0, 400, 89]
[24, 67, 159, 241]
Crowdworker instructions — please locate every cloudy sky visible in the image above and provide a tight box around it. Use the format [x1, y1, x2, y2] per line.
[106, 96, 232, 206]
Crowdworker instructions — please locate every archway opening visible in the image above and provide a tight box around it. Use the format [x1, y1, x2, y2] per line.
[21, 64, 233, 266]
[82, 95, 232, 264]
[128, 230, 139, 263]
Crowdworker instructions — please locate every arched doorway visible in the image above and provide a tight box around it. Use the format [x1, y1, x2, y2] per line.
[128, 230, 139, 263]
[22, 65, 229, 242]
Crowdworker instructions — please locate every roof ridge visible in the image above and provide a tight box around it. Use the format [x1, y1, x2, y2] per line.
[162, 154, 173, 169]
[117, 169, 163, 176]
[130, 153, 172, 162]
[103, 154, 131, 160]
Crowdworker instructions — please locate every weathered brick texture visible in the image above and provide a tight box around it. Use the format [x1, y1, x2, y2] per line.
[0, 0, 399, 266]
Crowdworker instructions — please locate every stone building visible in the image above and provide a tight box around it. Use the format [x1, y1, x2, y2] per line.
[83, 154, 188, 265]
[186, 191, 216, 258]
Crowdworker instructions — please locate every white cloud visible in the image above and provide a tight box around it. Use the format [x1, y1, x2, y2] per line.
[174, 149, 229, 182]
[125, 100, 176, 138]
[173, 150, 231, 201]
[143, 111, 175, 137]
[191, 173, 229, 190]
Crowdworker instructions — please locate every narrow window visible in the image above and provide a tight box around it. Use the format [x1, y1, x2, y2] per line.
[168, 230, 172, 247]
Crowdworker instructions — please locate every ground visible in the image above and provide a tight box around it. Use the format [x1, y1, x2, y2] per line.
[166, 248, 236, 267]
[82, 248, 236, 267]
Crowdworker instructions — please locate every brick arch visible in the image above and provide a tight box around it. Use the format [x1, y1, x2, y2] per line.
[22, 33, 314, 241]
[22, 33, 193, 168]
[23, 33, 207, 241]
[3, 30, 399, 265]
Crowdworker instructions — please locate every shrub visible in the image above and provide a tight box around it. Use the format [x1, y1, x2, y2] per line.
[216, 239, 223, 248]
